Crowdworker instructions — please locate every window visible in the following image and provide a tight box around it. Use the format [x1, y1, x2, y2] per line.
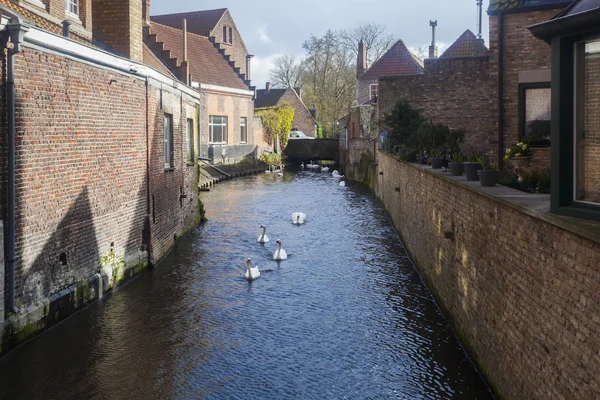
[186, 118, 194, 163]
[164, 114, 173, 169]
[370, 84, 379, 100]
[223, 26, 227, 43]
[229, 27, 233, 44]
[209, 116, 228, 144]
[64, 0, 78, 16]
[240, 117, 247, 143]
[519, 83, 551, 141]
[574, 38, 600, 205]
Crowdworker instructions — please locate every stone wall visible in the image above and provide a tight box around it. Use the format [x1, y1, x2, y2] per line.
[279, 89, 316, 137]
[357, 76, 377, 105]
[213, 11, 248, 77]
[377, 56, 495, 158]
[375, 151, 600, 400]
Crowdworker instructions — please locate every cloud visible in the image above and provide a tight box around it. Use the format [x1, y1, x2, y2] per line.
[251, 53, 282, 89]
[257, 25, 272, 43]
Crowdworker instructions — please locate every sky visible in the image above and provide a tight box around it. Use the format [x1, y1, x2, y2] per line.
[150, 0, 490, 89]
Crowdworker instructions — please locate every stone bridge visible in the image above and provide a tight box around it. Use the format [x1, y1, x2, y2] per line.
[283, 138, 339, 162]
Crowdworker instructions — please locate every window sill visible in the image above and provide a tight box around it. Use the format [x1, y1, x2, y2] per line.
[65, 11, 82, 24]
[164, 167, 175, 172]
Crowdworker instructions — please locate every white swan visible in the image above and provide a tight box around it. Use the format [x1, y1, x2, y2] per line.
[321, 166, 330, 172]
[257, 225, 269, 243]
[273, 239, 288, 260]
[244, 258, 261, 280]
[277, 172, 284, 177]
[300, 162, 305, 169]
[292, 212, 306, 225]
[339, 181, 346, 187]
[332, 170, 344, 178]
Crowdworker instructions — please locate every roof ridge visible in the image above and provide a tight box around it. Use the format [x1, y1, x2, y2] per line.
[151, 8, 228, 18]
[151, 21, 210, 41]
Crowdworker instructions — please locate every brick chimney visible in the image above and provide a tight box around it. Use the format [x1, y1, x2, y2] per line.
[93, 0, 143, 63]
[266, 82, 271, 92]
[357, 39, 367, 78]
[42, 0, 65, 20]
[143, 0, 151, 25]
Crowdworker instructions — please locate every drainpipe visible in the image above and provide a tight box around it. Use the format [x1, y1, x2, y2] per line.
[497, 13, 505, 169]
[1, 12, 29, 315]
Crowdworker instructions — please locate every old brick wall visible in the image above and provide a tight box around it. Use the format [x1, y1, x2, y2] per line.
[376, 151, 600, 400]
[357, 76, 377, 105]
[92, 0, 143, 62]
[213, 11, 248, 77]
[378, 56, 495, 158]
[199, 90, 260, 164]
[279, 89, 316, 137]
[0, 222, 4, 321]
[584, 52, 600, 203]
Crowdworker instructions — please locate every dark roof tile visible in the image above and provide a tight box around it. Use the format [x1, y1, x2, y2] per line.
[254, 89, 287, 108]
[151, 9, 227, 37]
[149, 22, 248, 90]
[361, 39, 423, 79]
[440, 30, 489, 58]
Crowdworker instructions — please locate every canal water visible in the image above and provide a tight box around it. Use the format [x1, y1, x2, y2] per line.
[0, 170, 494, 399]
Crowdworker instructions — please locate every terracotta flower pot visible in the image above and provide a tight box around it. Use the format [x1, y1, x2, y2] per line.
[448, 162, 464, 176]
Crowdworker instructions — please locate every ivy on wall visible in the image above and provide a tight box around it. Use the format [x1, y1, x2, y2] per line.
[255, 102, 295, 149]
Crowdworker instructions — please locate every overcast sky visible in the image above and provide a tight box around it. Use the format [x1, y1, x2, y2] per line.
[151, 0, 490, 89]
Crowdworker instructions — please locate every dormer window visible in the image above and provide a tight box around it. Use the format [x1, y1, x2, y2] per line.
[65, 0, 78, 16]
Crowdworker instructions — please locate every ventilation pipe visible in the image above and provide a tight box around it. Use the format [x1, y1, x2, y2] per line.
[245, 54, 254, 82]
[429, 20, 438, 59]
[0, 8, 29, 315]
[476, 0, 483, 39]
[62, 20, 71, 38]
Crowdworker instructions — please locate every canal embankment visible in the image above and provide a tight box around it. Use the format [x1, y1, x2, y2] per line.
[372, 150, 600, 400]
[198, 161, 267, 189]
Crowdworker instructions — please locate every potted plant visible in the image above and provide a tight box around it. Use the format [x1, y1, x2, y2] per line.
[464, 156, 482, 181]
[477, 156, 499, 187]
[448, 153, 464, 176]
[504, 141, 533, 168]
[430, 150, 443, 169]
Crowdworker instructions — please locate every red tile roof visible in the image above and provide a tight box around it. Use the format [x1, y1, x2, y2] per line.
[151, 8, 227, 37]
[361, 39, 423, 79]
[0, 0, 92, 45]
[148, 22, 248, 90]
[143, 44, 176, 78]
[440, 30, 489, 58]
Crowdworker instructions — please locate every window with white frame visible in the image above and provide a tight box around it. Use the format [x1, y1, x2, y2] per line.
[240, 117, 247, 143]
[164, 114, 173, 169]
[186, 118, 194, 163]
[209, 116, 228, 144]
[370, 84, 379, 100]
[65, 0, 78, 16]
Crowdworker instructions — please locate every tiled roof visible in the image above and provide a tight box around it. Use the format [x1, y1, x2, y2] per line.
[440, 30, 489, 58]
[143, 44, 176, 79]
[0, 0, 92, 45]
[151, 8, 227, 37]
[149, 22, 248, 90]
[488, 0, 520, 11]
[254, 88, 287, 108]
[361, 39, 423, 79]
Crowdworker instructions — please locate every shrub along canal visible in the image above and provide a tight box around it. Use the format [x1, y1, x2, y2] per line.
[0, 170, 494, 399]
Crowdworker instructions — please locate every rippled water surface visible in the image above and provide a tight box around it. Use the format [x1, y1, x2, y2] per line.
[0, 171, 493, 399]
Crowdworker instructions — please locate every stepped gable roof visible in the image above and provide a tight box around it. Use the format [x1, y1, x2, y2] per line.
[488, 0, 573, 12]
[149, 22, 248, 90]
[0, 0, 92, 45]
[440, 30, 489, 58]
[151, 8, 227, 37]
[143, 44, 176, 78]
[254, 88, 287, 108]
[361, 39, 423, 79]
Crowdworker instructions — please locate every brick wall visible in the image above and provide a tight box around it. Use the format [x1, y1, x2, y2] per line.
[0, 222, 4, 321]
[531, 147, 551, 168]
[279, 89, 316, 137]
[583, 52, 600, 203]
[357, 76, 377, 105]
[42, 0, 64, 20]
[213, 11, 248, 77]
[376, 151, 600, 400]
[92, 0, 143, 62]
[378, 56, 495, 156]
[6, 46, 201, 328]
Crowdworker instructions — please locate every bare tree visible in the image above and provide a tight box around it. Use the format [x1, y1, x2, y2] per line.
[268, 54, 303, 89]
[338, 23, 398, 67]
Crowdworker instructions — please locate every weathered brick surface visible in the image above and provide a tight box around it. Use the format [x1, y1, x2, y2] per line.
[356, 76, 377, 105]
[8, 47, 200, 316]
[92, 0, 143, 62]
[279, 90, 316, 137]
[213, 11, 248, 77]
[378, 57, 495, 158]
[583, 52, 600, 203]
[0, 221, 4, 320]
[376, 151, 600, 400]
[531, 147, 550, 168]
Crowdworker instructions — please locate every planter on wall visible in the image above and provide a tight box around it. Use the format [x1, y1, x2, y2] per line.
[448, 162, 464, 176]
[430, 158, 443, 169]
[507, 156, 531, 169]
[464, 162, 482, 181]
[478, 170, 498, 187]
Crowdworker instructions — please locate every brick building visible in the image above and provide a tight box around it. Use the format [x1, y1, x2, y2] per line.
[145, 14, 269, 164]
[254, 83, 317, 138]
[0, 0, 228, 353]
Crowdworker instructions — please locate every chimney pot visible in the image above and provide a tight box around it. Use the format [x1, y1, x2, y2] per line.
[266, 82, 271, 92]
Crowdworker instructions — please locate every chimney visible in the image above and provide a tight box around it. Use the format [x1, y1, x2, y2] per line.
[266, 82, 271, 92]
[92, 0, 144, 63]
[428, 20, 438, 59]
[246, 54, 254, 81]
[180, 18, 190, 85]
[143, 0, 151, 25]
[357, 39, 367, 78]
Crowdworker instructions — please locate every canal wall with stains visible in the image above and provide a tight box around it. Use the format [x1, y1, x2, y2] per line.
[373, 151, 600, 400]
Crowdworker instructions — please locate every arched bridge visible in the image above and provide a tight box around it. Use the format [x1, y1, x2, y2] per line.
[284, 139, 339, 162]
